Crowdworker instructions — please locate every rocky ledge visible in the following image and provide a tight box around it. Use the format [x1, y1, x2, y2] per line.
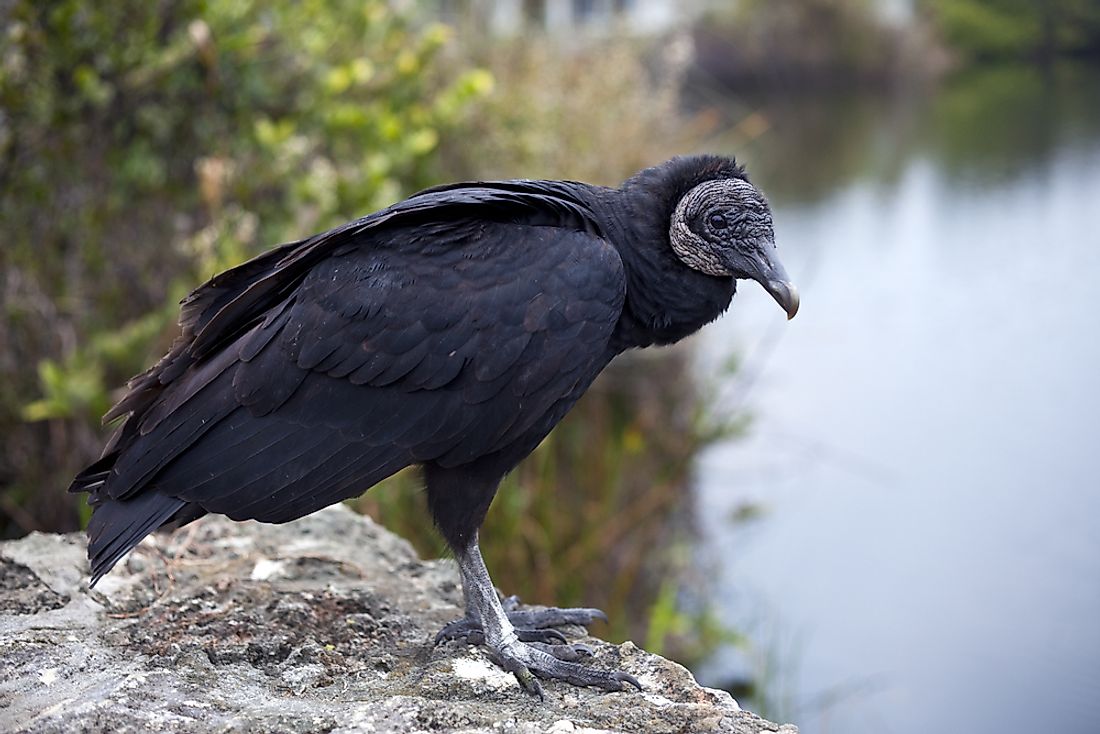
[0, 504, 795, 734]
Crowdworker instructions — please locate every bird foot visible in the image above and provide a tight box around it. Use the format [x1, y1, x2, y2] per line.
[487, 639, 642, 699]
[435, 616, 566, 645]
[434, 601, 608, 647]
[434, 601, 638, 697]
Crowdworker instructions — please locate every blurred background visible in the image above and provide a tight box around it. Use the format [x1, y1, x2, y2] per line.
[2, 1, 1099, 732]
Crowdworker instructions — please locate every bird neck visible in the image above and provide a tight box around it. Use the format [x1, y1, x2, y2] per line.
[592, 165, 738, 352]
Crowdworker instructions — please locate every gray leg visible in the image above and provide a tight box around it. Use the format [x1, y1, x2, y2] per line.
[439, 534, 641, 698]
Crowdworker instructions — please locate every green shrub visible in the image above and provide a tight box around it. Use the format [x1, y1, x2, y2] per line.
[0, 0, 489, 536]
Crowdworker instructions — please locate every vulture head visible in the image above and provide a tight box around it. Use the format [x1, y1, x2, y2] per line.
[669, 177, 799, 320]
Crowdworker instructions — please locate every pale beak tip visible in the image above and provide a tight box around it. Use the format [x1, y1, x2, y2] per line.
[766, 280, 800, 320]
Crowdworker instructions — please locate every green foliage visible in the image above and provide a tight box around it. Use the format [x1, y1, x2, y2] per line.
[922, 0, 1100, 61]
[0, 0, 489, 536]
[21, 306, 175, 423]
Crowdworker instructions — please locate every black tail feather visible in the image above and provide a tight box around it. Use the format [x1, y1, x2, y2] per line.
[87, 492, 187, 586]
[68, 451, 120, 496]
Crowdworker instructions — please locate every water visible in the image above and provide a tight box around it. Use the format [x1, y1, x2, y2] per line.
[693, 64, 1100, 734]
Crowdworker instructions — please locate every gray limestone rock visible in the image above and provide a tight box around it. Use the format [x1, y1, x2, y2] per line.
[0, 505, 796, 734]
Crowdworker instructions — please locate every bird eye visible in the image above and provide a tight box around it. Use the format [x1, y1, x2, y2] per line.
[708, 213, 728, 230]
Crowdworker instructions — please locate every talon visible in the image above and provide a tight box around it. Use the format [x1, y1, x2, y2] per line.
[570, 643, 594, 658]
[434, 618, 481, 646]
[525, 675, 545, 701]
[614, 671, 643, 691]
[434, 625, 460, 646]
[499, 653, 544, 700]
[516, 627, 567, 644]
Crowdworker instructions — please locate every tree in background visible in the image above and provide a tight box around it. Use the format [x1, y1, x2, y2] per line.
[921, 0, 1100, 62]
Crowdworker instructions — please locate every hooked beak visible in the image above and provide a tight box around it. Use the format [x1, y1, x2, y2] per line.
[736, 246, 800, 320]
[764, 274, 800, 320]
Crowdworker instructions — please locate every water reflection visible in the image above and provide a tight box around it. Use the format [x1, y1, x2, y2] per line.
[705, 63, 1100, 206]
[694, 63, 1100, 734]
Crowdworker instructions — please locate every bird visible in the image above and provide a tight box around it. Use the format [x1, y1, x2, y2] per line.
[70, 154, 798, 697]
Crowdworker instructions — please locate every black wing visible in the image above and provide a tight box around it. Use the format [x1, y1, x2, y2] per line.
[74, 186, 624, 582]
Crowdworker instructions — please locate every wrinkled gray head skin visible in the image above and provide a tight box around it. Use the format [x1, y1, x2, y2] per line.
[670, 178, 799, 319]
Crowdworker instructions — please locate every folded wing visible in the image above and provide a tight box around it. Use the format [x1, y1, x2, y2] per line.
[73, 186, 625, 583]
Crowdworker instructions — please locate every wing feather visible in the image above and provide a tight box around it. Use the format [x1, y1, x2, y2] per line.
[74, 182, 625, 584]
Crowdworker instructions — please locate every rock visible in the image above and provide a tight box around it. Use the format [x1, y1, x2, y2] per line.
[0, 505, 796, 734]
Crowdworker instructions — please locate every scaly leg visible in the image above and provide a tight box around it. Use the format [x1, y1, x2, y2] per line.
[438, 534, 641, 698]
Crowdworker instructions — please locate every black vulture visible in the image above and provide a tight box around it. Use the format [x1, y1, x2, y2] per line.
[70, 155, 798, 696]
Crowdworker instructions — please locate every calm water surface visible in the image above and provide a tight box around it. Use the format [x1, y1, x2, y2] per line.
[692, 65, 1100, 734]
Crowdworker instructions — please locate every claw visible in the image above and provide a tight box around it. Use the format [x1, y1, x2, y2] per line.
[434, 627, 457, 646]
[434, 618, 483, 646]
[516, 627, 567, 644]
[570, 643, 595, 658]
[613, 671, 643, 691]
[497, 652, 545, 701]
